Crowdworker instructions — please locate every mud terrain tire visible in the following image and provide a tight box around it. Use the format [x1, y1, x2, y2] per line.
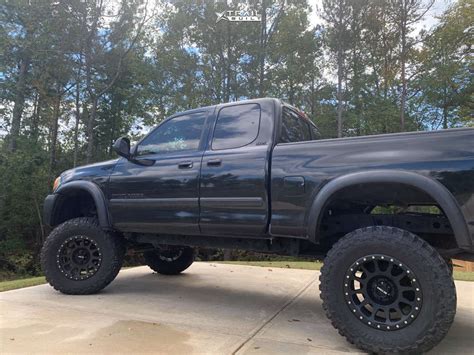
[320, 226, 456, 354]
[41, 217, 125, 294]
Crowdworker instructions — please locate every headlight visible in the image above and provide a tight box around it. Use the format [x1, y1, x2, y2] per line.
[53, 176, 62, 192]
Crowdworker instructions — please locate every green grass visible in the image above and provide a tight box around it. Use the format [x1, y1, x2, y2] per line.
[0, 262, 472, 292]
[0, 276, 46, 292]
[453, 271, 474, 282]
[216, 261, 474, 281]
[216, 260, 323, 270]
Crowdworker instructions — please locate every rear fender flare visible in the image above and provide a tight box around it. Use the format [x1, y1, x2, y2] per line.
[306, 170, 471, 249]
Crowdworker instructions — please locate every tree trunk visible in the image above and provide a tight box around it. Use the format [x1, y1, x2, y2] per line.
[442, 107, 448, 129]
[86, 96, 97, 163]
[258, 1, 267, 97]
[73, 78, 81, 167]
[224, 22, 231, 102]
[336, 0, 344, 138]
[442, 85, 448, 129]
[49, 94, 61, 180]
[288, 79, 295, 105]
[9, 55, 30, 151]
[399, 1, 407, 132]
[30, 91, 39, 142]
[337, 46, 344, 137]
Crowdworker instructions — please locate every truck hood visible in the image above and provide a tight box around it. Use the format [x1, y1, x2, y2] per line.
[61, 159, 120, 184]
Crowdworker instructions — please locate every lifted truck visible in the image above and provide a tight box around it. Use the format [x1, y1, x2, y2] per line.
[41, 98, 474, 353]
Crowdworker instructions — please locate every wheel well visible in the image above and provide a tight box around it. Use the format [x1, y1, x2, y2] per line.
[316, 182, 458, 252]
[52, 190, 98, 226]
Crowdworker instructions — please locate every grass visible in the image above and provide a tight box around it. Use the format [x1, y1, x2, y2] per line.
[0, 276, 46, 292]
[453, 271, 474, 282]
[0, 261, 472, 292]
[217, 260, 323, 270]
[216, 261, 474, 281]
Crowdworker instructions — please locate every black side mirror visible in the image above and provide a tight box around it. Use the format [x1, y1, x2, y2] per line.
[113, 137, 131, 159]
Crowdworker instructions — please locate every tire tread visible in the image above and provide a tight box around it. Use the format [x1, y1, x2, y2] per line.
[319, 226, 456, 354]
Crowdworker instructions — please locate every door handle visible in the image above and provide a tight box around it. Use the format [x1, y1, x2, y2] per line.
[207, 159, 222, 167]
[178, 161, 193, 169]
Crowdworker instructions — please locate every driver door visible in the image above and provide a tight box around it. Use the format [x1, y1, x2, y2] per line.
[108, 110, 210, 235]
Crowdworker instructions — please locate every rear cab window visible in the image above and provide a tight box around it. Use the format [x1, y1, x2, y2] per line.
[280, 106, 319, 143]
[212, 104, 261, 150]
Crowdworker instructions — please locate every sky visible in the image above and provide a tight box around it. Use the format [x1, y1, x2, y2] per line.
[308, 0, 452, 33]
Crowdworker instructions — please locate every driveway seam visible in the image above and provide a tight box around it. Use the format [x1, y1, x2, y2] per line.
[231, 275, 318, 354]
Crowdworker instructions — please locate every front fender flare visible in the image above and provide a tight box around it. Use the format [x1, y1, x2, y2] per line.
[55, 180, 111, 228]
[306, 170, 471, 250]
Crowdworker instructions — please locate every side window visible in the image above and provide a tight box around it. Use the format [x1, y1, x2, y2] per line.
[212, 104, 261, 150]
[280, 107, 311, 143]
[136, 112, 206, 156]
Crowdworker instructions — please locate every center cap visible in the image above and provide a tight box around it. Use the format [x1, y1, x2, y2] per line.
[368, 276, 397, 305]
[72, 248, 91, 265]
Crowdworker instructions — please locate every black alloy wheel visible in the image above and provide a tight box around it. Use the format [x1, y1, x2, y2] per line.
[57, 235, 103, 281]
[344, 254, 422, 331]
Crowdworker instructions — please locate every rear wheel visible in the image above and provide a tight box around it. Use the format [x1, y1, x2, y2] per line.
[144, 246, 195, 275]
[41, 217, 125, 294]
[320, 226, 456, 353]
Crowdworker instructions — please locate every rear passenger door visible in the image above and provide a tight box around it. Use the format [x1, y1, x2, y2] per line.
[199, 102, 271, 237]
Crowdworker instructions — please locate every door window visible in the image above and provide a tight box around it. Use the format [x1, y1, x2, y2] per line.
[280, 107, 311, 143]
[136, 112, 206, 156]
[212, 104, 261, 150]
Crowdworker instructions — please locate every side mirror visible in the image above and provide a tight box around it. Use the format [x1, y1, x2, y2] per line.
[113, 137, 131, 159]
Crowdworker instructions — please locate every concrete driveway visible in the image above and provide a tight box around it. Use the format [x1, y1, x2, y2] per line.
[1, 263, 473, 354]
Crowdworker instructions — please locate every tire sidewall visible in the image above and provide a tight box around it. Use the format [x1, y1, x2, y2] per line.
[41, 218, 123, 294]
[322, 228, 456, 351]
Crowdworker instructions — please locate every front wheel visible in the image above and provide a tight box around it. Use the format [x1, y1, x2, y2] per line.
[144, 246, 195, 275]
[320, 226, 456, 354]
[41, 217, 125, 295]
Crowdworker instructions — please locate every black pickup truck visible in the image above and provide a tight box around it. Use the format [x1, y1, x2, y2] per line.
[41, 98, 474, 353]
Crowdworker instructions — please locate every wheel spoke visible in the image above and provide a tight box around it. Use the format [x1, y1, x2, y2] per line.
[395, 272, 407, 281]
[57, 235, 102, 281]
[345, 254, 422, 331]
